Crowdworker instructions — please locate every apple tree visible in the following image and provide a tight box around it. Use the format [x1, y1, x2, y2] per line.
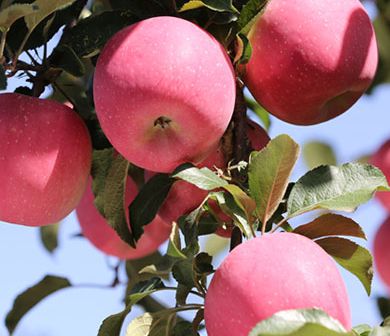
[1, 0, 390, 335]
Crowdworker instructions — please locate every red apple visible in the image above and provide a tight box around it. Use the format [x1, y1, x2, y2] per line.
[0, 93, 92, 226]
[204, 233, 351, 335]
[152, 119, 270, 231]
[94, 16, 236, 173]
[243, 0, 378, 125]
[76, 178, 171, 260]
[370, 139, 390, 211]
[373, 216, 390, 289]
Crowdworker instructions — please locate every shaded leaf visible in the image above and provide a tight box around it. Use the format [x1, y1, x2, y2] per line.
[5, 275, 71, 334]
[223, 183, 256, 220]
[377, 297, 390, 320]
[316, 237, 373, 295]
[59, 9, 138, 57]
[249, 309, 352, 336]
[287, 163, 390, 218]
[173, 165, 228, 190]
[293, 214, 366, 240]
[50, 44, 85, 77]
[303, 141, 337, 170]
[237, 0, 268, 35]
[172, 259, 195, 289]
[129, 173, 173, 242]
[248, 134, 299, 227]
[0, 64, 7, 90]
[39, 222, 60, 253]
[180, 0, 239, 13]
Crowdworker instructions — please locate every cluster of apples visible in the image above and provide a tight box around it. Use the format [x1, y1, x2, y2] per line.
[0, 0, 379, 331]
[372, 140, 390, 289]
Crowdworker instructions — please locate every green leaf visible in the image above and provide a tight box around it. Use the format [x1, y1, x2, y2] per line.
[174, 320, 198, 336]
[139, 254, 177, 278]
[249, 309, 352, 336]
[173, 165, 228, 191]
[167, 222, 187, 259]
[293, 214, 366, 240]
[91, 149, 134, 247]
[223, 183, 256, 221]
[129, 173, 173, 242]
[316, 237, 373, 295]
[125, 311, 176, 336]
[303, 141, 337, 170]
[0, 3, 38, 32]
[245, 97, 271, 130]
[237, 0, 268, 35]
[0, 64, 7, 90]
[24, 0, 76, 32]
[248, 134, 299, 227]
[59, 9, 138, 57]
[203, 233, 229, 256]
[50, 45, 85, 77]
[179, 0, 239, 13]
[5, 275, 71, 334]
[39, 222, 60, 253]
[211, 191, 254, 238]
[234, 33, 252, 65]
[353, 324, 372, 335]
[287, 163, 390, 218]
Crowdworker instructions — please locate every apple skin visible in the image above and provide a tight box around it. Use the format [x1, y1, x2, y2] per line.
[243, 0, 378, 125]
[0, 93, 92, 226]
[150, 119, 270, 231]
[370, 140, 390, 211]
[94, 16, 236, 173]
[76, 178, 171, 260]
[374, 216, 390, 289]
[204, 233, 351, 336]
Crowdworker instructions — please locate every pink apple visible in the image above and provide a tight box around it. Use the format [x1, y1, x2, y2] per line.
[204, 233, 351, 335]
[151, 119, 270, 229]
[243, 0, 378, 125]
[370, 139, 390, 211]
[0, 93, 92, 226]
[373, 216, 390, 289]
[76, 178, 171, 259]
[93, 16, 236, 173]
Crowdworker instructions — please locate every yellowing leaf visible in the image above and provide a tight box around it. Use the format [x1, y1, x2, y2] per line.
[0, 3, 38, 32]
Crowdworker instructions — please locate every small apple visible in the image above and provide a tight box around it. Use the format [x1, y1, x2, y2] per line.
[94, 16, 236, 173]
[76, 178, 171, 260]
[0, 93, 92, 226]
[243, 0, 378, 125]
[373, 216, 390, 289]
[153, 119, 270, 229]
[204, 233, 351, 336]
[370, 139, 390, 211]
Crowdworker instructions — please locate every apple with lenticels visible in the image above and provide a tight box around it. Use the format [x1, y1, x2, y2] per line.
[76, 178, 171, 260]
[0, 93, 92, 226]
[94, 16, 236, 173]
[242, 0, 378, 125]
[204, 233, 351, 336]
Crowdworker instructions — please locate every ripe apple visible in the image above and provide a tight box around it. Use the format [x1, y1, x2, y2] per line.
[0, 93, 92, 226]
[152, 119, 270, 231]
[370, 139, 390, 211]
[243, 0, 378, 125]
[204, 233, 351, 335]
[94, 16, 236, 173]
[373, 216, 390, 289]
[76, 178, 171, 259]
